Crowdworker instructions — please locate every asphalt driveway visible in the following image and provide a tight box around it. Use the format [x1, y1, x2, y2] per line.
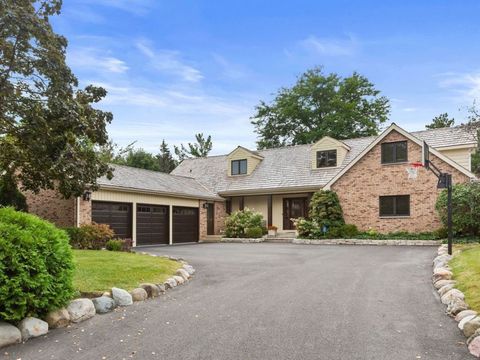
[3, 243, 471, 360]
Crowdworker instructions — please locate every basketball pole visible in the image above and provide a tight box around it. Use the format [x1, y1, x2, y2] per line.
[446, 174, 453, 255]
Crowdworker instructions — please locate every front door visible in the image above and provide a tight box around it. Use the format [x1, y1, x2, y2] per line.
[207, 203, 214, 235]
[283, 198, 308, 230]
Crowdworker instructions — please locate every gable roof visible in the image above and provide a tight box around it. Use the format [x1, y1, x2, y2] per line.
[313, 136, 351, 150]
[227, 146, 264, 160]
[172, 124, 477, 196]
[323, 123, 476, 190]
[98, 164, 222, 201]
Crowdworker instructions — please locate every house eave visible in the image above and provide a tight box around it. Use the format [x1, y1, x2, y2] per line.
[218, 185, 323, 197]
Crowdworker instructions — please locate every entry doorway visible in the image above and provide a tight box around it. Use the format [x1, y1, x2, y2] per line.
[283, 198, 308, 230]
[207, 203, 215, 235]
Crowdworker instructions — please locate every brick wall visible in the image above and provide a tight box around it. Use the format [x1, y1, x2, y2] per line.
[214, 201, 226, 235]
[78, 198, 92, 225]
[331, 130, 470, 233]
[24, 188, 76, 228]
[199, 200, 226, 240]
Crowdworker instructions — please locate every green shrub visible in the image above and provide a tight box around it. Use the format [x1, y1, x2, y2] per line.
[0, 207, 75, 322]
[309, 190, 345, 229]
[245, 226, 264, 238]
[65, 223, 115, 249]
[224, 208, 264, 238]
[106, 239, 123, 251]
[436, 182, 480, 236]
[341, 224, 359, 238]
[434, 227, 448, 239]
[294, 218, 324, 239]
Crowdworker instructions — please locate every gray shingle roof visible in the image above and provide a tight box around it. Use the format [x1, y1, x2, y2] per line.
[98, 164, 221, 200]
[172, 125, 477, 195]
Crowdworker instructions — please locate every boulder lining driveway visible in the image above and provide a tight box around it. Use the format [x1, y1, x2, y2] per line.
[5, 243, 470, 360]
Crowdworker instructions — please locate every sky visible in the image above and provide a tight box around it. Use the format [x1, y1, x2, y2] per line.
[52, 0, 480, 155]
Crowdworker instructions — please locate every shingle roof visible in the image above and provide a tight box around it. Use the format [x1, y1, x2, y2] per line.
[172, 125, 477, 195]
[98, 164, 222, 200]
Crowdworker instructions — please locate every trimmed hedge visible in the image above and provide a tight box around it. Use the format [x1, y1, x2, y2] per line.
[224, 208, 264, 238]
[0, 207, 75, 322]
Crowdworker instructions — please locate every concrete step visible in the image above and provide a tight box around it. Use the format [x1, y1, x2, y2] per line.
[201, 235, 222, 243]
[266, 232, 297, 239]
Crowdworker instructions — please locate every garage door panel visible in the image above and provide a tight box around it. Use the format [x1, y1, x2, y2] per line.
[92, 201, 132, 239]
[172, 206, 198, 244]
[136, 204, 169, 246]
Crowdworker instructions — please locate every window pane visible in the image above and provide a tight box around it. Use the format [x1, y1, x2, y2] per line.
[379, 196, 395, 216]
[396, 195, 410, 215]
[232, 160, 239, 175]
[395, 142, 408, 162]
[327, 150, 337, 167]
[317, 151, 327, 167]
[381, 143, 394, 163]
[239, 159, 247, 174]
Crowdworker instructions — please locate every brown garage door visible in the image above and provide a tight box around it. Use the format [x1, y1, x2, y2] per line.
[92, 201, 132, 239]
[136, 204, 169, 246]
[172, 206, 199, 244]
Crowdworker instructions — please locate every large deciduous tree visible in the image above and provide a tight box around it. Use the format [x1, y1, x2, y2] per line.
[463, 102, 480, 175]
[0, 0, 113, 203]
[426, 113, 455, 129]
[251, 67, 390, 149]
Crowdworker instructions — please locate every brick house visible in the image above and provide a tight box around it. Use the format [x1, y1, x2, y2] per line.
[26, 123, 477, 246]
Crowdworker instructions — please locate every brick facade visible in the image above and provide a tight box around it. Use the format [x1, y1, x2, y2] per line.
[24, 188, 76, 228]
[331, 131, 470, 233]
[199, 200, 226, 240]
[78, 198, 92, 225]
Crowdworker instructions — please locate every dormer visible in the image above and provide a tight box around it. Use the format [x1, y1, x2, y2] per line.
[311, 136, 350, 169]
[227, 146, 263, 176]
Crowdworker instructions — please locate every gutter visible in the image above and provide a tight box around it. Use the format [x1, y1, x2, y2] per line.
[98, 184, 225, 202]
[218, 185, 323, 197]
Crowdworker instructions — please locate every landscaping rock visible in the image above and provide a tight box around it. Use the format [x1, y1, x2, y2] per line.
[464, 317, 480, 338]
[433, 268, 453, 282]
[164, 278, 177, 289]
[459, 315, 478, 331]
[140, 283, 160, 298]
[112, 287, 133, 306]
[0, 322, 21, 348]
[45, 308, 70, 328]
[441, 289, 465, 305]
[438, 284, 455, 296]
[468, 329, 480, 345]
[92, 296, 116, 314]
[434, 279, 456, 290]
[183, 264, 195, 275]
[173, 275, 185, 285]
[67, 298, 96, 323]
[456, 310, 478, 322]
[176, 268, 190, 281]
[433, 254, 452, 268]
[468, 335, 480, 358]
[447, 298, 469, 316]
[156, 283, 166, 293]
[131, 288, 148, 302]
[18, 317, 48, 341]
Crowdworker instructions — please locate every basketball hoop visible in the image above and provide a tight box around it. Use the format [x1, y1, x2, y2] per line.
[406, 162, 423, 179]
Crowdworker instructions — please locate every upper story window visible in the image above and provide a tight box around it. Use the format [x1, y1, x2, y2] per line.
[231, 159, 247, 175]
[379, 195, 410, 217]
[381, 141, 408, 164]
[316, 150, 337, 168]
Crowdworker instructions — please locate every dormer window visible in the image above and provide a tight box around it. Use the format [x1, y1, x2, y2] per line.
[316, 150, 337, 168]
[231, 159, 247, 175]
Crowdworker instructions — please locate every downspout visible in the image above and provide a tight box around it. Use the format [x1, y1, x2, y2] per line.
[76, 197, 81, 227]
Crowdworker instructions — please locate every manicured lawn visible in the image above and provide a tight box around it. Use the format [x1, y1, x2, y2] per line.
[73, 250, 180, 293]
[450, 244, 480, 312]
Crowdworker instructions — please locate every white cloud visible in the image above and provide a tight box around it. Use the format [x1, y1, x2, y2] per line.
[68, 48, 129, 73]
[212, 54, 249, 79]
[438, 71, 480, 101]
[402, 107, 417, 112]
[299, 34, 359, 56]
[72, 0, 155, 16]
[136, 41, 203, 82]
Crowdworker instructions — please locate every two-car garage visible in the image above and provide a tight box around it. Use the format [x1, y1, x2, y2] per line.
[92, 200, 200, 246]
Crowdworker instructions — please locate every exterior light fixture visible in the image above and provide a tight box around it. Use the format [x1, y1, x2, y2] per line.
[82, 191, 92, 201]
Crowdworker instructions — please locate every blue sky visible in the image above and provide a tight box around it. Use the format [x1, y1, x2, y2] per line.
[52, 0, 480, 155]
